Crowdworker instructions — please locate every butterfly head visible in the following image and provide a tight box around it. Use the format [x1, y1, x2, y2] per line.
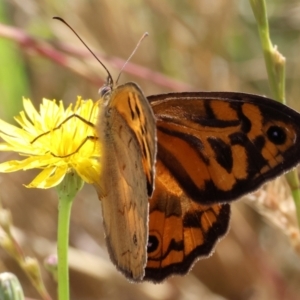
[99, 76, 115, 103]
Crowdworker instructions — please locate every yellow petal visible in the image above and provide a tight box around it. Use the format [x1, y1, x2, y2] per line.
[26, 165, 68, 188]
[75, 158, 101, 184]
[23, 98, 42, 126]
[0, 155, 60, 172]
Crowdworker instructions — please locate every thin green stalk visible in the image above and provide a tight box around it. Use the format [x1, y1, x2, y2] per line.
[57, 192, 73, 300]
[249, 0, 286, 103]
[250, 0, 300, 226]
[56, 172, 84, 300]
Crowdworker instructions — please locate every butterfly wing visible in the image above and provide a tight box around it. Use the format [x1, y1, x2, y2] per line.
[149, 91, 300, 204]
[145, 160, 230, 282]
[144, 91, 300, 282]
[97, 82, 156, 282]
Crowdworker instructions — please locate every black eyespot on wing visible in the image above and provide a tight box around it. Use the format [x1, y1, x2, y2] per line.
[148, 235, 159, 253]
[267, 125, 287, 145]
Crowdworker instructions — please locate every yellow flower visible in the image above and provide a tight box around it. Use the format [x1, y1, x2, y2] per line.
[0, 97, 101, 189]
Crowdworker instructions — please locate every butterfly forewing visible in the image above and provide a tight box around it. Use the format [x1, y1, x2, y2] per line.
[110, 83, 157, 195]
[148, 92, 300, 204]
[97, 82, 156, 282]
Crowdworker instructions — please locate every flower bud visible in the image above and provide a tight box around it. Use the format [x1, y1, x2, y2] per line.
[0, 272, 24, 300]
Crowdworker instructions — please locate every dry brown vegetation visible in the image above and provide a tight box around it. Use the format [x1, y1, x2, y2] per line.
[1, 0, 300, 299]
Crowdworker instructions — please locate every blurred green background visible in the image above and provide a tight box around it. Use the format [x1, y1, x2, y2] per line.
[0, 0, 300, 299]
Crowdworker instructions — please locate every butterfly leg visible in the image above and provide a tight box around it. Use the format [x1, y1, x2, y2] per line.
[31, 114, 95, 143]
[51, 136, 98, 158]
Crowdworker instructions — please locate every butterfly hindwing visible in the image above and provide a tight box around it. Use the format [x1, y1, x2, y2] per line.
[149, 92, 300, 204]
[97, 82, 156, 282]
[145, 160, 230, 282]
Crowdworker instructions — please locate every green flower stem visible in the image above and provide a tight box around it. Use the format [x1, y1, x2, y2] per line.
[250, 0, 300, 226]
[56, 172, 84, 300]
[57, 192, 72, 300]
[249, 0, 286, 103]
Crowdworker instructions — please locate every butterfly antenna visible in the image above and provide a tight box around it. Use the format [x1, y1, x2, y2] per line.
[53, 16, 114, 85]
[116, 32, 148, 85]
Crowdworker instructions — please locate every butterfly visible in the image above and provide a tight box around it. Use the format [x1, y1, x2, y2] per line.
[96, 79, 300, 283]
[52, 17, 300, 283]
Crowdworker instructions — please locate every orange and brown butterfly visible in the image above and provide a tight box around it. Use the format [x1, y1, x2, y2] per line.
[53, 17, 300, 283]
[97, 81, 300, 283]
